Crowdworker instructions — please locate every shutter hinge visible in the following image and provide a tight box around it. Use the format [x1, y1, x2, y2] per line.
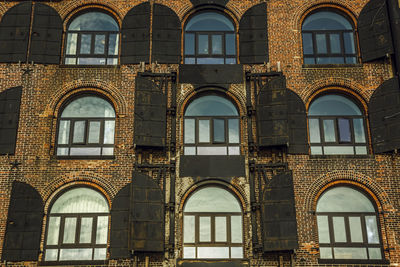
[167, 107, 176, 116]
[169, 160, 176, 172]
[253, 244, 263, 253]
[247, 105, 256, 116]
[249, 160, 256, 172]
[251, 202, 260, 211]
[165, 202, 175, 211]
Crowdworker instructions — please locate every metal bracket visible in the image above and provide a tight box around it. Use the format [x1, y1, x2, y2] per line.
[9, 160, 21, 170]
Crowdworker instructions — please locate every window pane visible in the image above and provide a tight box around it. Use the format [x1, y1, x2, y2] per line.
[198, 34, 209, 55]
[344, 32, 355, 54]
[333, 247, 367, 259]
[346, 56, 357, 64]
[108, 34, 119, 55]
[59, 248, 93, 261]
[65, 58, 77, 65]
[320, 247, 333, 259]
[184, 146, 196, 155]
[47, 217, 61, 245]
[197, 146, 227, 155]
[302, 33, 314, 55]
[94, 35, 105, 54]
[45, 249, 58, 261]
[70, 147, 101, 156]
[353, 118, 366, 143]
[184, 215, 195, 243]
[185, 33, 195, 55]
[349, 217, 363, 242]
[317, 216, 330, 243]
[80, 34, 92, 54]
[88, 121, 101, 144]
[324, 146, 354, 155]
[213, 119, 225, 142]
[226, 58, 236, 64]
[183, 247, 196, 258]
[212, 35, 222, 55]
[61, 96, 115, 118]
[355, 146, 367, 155]
[228, 119, 239, 143]
[333, 216, 346, 242]
[78, 58, 106, 65]
[304, 57, 315, 64]
[66, 33, 77, 55]
[316, 34, 327, 53]
[73, 121, 85, 143]
[184, 119, 195, 144]
[368, 248, 382, 259]
[323, 120, 336, 142]
[309, 119, 321, 143]
[225, 34, 236, 55]
[329, 34, 341, 54]
[309, 95, 362, 116]
[102, 147, 113, 156]
[316, 57, 344, 64]
[185, 58, 195, 64]
[63, 217, 77, 244]
[365, 216, 379, 244]
[215, 217, 227, 242]
[69, 12, 118, 31]
[94, 248, 107, 260]
[96, 216, 108, 244]
[184, 187, 241, 212]
[199, 119, 210, 143]
[228, 146, 240, 155]
[185, 95, 238, 116]
[57, 148, 69, 156]
[310, 146, 323, 155]
[58, 120, 70, 145]
[231, 215, 242, 243]
[231, 247, 243, 258]
[79, 217, 93, 243]
[338, 118, 351, 142]
[197, 247, 229, 259]
[104, 120, 115, 144]
[197, 58, 224, 64]
[199, 216, 211, 242]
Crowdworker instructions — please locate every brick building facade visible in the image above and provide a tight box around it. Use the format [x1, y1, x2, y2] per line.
[0, 0, 399, 266]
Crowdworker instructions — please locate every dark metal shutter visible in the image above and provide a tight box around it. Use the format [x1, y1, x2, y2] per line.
[287, 90, 308, 154]
[358, 0, 394, 62]
[2, 181, 44, 261]
[0, 86, 22, 155]
[121, 2, 150, 64]
[29, 3, 62, 64]
[110, 184, 130, 259]
[134, 75, 167, 148]
[369, 77, 400, 153]
[190, 0, 229, 7]
[256, 75, 288, 147]
[0, 3, 32, 63]
[152, 4, 181, 64]
[239, 3, 268, 64]
[131, 171, 164, 252]
[262, 171, 298, 251]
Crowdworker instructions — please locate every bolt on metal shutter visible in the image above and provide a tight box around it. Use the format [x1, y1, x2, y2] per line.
[2, 181, 44, 261]
[262, 171, 298, 252]
[130, 171, 164, 252]
[239, 3, 268, 64]
[0, 3, 32, 63]
[134, 75, 167, 148]
[121, 2, 150, 64]
[29, 3, 62, 64]
[110, 184, 130, 259]
[256, 75, 289, 147]
[287, 90, 308, 154]
[0, 86, 22, 155]
[358, 0, 394, 62]
[369, 77, 400, 153]
[152, 4, 181, 64]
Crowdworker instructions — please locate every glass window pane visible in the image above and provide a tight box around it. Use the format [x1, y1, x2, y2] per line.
[228, 146, 240, 155]
[79, 217, 93, 243]
[63, 217, 77, 244]
[47, 217, 61, 245]
[184, 187, 241, 212]
[65, 58, 77, 65]
[94, 248, 107, 260]
[58, 120, 70, 145]
[185, 12, 234, 31]
[61, 96, 115, 118]
[317, 216, 330, 243]
[107, 58, 118, 65]
[94, 35, 105, 54]
[333, 247, 367, 259]
[353, 118, 366, 143]
[199, 216, 211, 242]
[309, 95, 362, 116]
[199, 119, 210, 143]
[69, 12, 119, 31]
[73, 121, 85, 143]
[78, 58, 106, 65]
[355, 146, 367, 155]
[310, 146, 323, 155]
[320, 247, 333, 259]
[316, 56, 345, 64]
[80, 34, 92, 54]
[302, 33, 313, 55]
[323, 119, 336, 142]
[184, 119, 195, 144]
[231, 215, 243, 243]
[51, 188, 108, 213]
[228, 119, 239, 143]
[324, 146, 354, 155]
[302, 11, 353, 31]
[231, 247, 243, 258]
[226, 58, 236, 64]
[59, 248, 93, 261]
[368, 248, 382, 259]
[102, 147, 113, 156]
[197, 247, 229, 259]
[184, 146, 196, 155]
[185, 33, 195, 55]
[198, 34, 209, 55]
[213, 119, 225, 142]
[309, 119, 321, 143]
[197, 146, 227, 155]
[57, 147, 69, 156]
[88, 121, 101, 144]
[338, 118, 351, 142]
[349, 217, 363, 242]
[45, 249, 58, 261]
[66, 33, 77, 55]
[104, 120, 115, 144]
[333, 216, 346, 242]
[329, 34, 341, 54]
[185, 58, 195, 64]
[183, 247, 196, 258]
[304, 57, 315, 64]
[366, 216, 379, 244]
[96, 216, 108, 244]
[184, 215, 195, 243]
[70, 147, 101, 156]
[344, 32, 355, 54]
[346, 56, 357, 64]
[108, 34, 119, 56]
[225, 34, 236, 55]
[197, 58, 224, 64]
[215, 217, 227, 242]
[212, 35, 222, 55]
[185, 95, 238, 116]
[316, 34, 327, 53]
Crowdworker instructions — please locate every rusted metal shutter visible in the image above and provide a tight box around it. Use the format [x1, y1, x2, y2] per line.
[0, 3, 32, 63]
[369, 77, 400, 153]
[131, 171, 164, 252]
[2, 181, 43, 261]
[287, 90, 308, 154]
[134, 75, 167, 148]
[110, 184, 130, 259]
[256, 75, 288, 147]
[262, 171, 298, 251]
[239, 3, 268, 64]
[152, 4, 181, 64]
[0, 86, 22, 155]
[121, 3, 150, 64]
[358, 0, 394, 62]
[29, 3, 62, 64]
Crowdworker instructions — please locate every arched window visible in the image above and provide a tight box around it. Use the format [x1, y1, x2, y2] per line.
[56, 95, 116, 157]
[184, 94, 240, 155]
[316, 186, 383, 260]
[183, 186, 243, 259]
[302, 10, 357, 64]
[65, 11, 119, 65]
[184, 12, 236, 64]
[44, 187, 109, 262]
[308, 94, 367, 155]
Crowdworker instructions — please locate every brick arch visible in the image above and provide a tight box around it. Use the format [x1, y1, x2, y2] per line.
[303, 171, 393, 213]
[0, 3, 15, 18]
[157, 0, 193, 20]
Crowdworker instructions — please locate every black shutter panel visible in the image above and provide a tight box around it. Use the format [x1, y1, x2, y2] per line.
[239, 3, 268, 64]
[369, 77, 400, 153]
[152, 4, 181, 64]
[0, 3, 32, 63]
[110, 184, 131, 259]
[257, 75, 288, 147]
[358, 0, 394, 62]
[29, 3, 62, 64]
[0, 86, 22, 155]
[134, 75, 167, 148]
[131, 171, 164, 252]
[287, 90, 308, 154]
[121, 3, 150, 64]
[2, 181, 43, 261]
[190, 0, 229, 7]
[262, 171, 298, 251]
